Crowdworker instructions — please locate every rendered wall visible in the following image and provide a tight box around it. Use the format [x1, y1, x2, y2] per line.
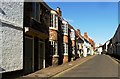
[0, 2, 23, 73]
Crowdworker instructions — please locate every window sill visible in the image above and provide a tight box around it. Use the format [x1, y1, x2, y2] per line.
[53, 55, 59, 57]
[49, 27, 58, 30]
[31, 17, 41, 24]
[64, 53, 68, 55]
[63, 33, 68, 36]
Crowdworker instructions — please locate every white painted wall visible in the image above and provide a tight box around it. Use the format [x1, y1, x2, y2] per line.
[98, 47, 102, 55]
[0, 2, 23, 73]
[83, 44, 87, 57]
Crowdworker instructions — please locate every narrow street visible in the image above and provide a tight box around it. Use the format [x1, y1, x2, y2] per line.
[1, 1, 120, 79]
[53, 55, 119, 78]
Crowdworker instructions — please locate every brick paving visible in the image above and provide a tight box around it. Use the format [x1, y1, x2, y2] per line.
[17, 55, 96, 79]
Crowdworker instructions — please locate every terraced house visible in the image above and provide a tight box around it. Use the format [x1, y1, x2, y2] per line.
[68, 24, 76, 60]
[24, 2, 51, 74]
[0, 2, 24, 74]
[83, 32, 95, 57]
[1, 1, 96, 78]
[49, 7, 63, 66]
[0, 2, 24, 79]
[62, 19, 69, 63]
[75, 29, 84, 58]
[1, 1, 52, 77]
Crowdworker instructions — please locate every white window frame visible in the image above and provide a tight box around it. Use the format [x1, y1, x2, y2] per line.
[71, 29, 75, 40]
[50, 14, 58, 30]
[51, 14, 53, 27]
[55, 15, 58, 28]
[64, 43, 68, 55]
[53, 14, 55, 28]
[50, 40, 58, 56]
[62, 23, 68, 36]
[54, 42, 58, 56]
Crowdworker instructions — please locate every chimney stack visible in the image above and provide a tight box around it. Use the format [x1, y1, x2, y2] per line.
[56, 7, 62, 17]
[84, 32, 88, 39]
[76, 29, 81, 35]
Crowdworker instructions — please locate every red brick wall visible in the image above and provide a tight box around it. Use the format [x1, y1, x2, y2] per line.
[63, 55, 68, 63]
[72, 40, 75, 47]
[49, 30, 57, 41]
[63, 35, 68, 43]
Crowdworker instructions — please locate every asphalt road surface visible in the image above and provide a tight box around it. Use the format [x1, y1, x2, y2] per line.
[54, 55, 119, 78]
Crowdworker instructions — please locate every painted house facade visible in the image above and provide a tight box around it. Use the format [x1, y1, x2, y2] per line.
[0, 2, 24, 73]
[75, 29, 84, 58]
[83, 32, 95, 57]
[88, 38, 95, 55]
[107, 24, 120, 57]
[102, 40, 110, 54]
[68, 24, 76, 60]
[68, 25, 72, 62]
[1, 1, 52, 77]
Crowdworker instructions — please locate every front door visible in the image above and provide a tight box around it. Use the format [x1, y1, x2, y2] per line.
[38, 41, 45, 69]
[24, 36, 34, 74]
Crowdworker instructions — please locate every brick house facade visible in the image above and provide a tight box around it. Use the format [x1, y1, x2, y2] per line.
[49, 7, 63, 66]
[62, 19, 69, 63]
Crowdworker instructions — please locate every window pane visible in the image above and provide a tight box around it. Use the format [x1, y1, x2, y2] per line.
[55, 42, 58, 55]
[66, 25, 67, 33]
[39, 4, 41, 22]
[64, 25, 66, 33]
[36, 3, 39, 20]
[56, 16, 58, 28]
[32, 2, 35, 18]
[53, 14, 55, 28]
[63, 43, 68, 54]
[66, 44, 68, 54]
[55, 15, 56, 28]
[51, 14, 53, 27]
[66, 24, 68, 34]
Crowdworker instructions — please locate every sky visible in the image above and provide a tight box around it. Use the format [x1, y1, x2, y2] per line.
[46, 2, 118, 46]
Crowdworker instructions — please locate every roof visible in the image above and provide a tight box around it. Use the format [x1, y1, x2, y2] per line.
[41, 1, 52, 10]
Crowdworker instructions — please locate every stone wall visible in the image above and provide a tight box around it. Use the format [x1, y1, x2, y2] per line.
[0, 2, 23, 73]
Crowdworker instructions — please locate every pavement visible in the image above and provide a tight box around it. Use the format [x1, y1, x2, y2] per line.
[17, 55, 96, 79]
[54, 55, 119, 78]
